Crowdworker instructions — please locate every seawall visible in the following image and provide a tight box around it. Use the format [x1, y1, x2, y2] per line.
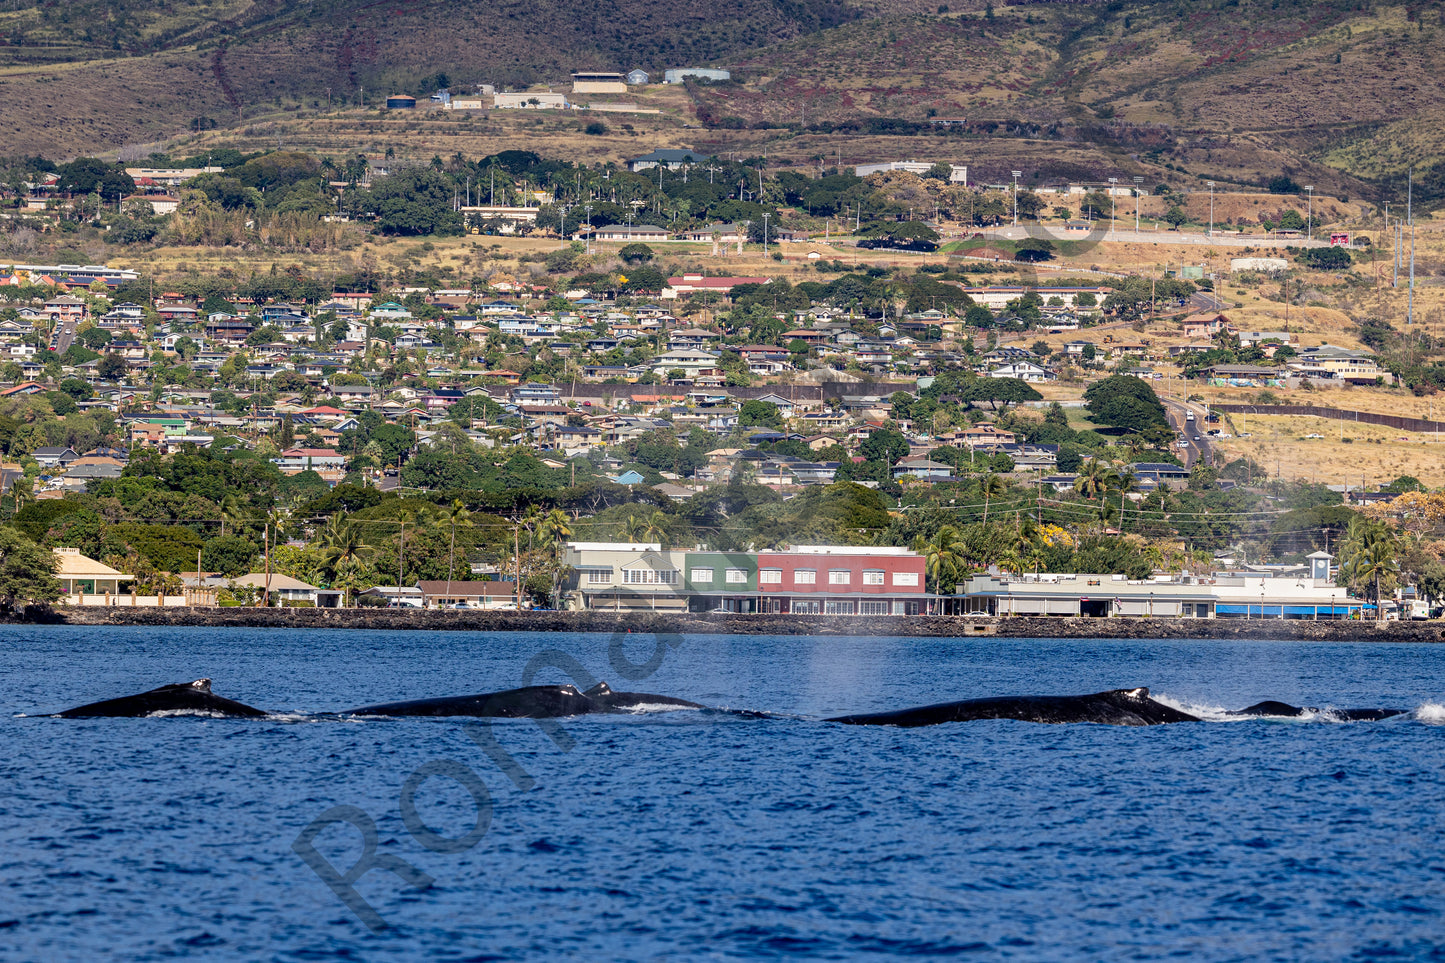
[29, 606, 1445, 642]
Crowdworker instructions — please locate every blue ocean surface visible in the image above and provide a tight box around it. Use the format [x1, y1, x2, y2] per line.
[3, 626, 1445, 961]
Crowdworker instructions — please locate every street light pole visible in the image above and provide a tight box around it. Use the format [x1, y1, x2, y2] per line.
[762, 212, 769, 255]
[1108, 177, 1118, 235]
[1133, 177, 1144, 231]
[1207, 180, 1215, 237]
[1011, 170, 1021, 226]
[1305, 185, 1314, 240]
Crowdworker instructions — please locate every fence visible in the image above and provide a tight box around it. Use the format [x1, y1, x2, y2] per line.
[1211, 404, 1445, 436]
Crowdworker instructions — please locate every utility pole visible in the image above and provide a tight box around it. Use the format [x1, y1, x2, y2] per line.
[1207, 180, 1215, 237]
[399, 519, 405, 587]
[262, 521, 271, 608]
[1408, 167, 1416, 326]
[1305, 185, 1314, 240]
[1011, 170, 1021, 226]
[1108, 177, 1118, 235]
[1133, 176, 1144, 231]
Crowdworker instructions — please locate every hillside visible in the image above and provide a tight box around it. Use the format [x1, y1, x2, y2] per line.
[2, 0, 1445, 205]
[0, 0, 859, 154]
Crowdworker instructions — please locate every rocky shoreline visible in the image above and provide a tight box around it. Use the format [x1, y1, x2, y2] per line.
[24, 606, 1445, 642]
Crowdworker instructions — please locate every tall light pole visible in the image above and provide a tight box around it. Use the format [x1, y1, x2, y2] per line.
[1011, 170, 1021, 226]
[761, 212, 770, 255]
[1305, 185, 1314, 240]
[1207, 181, 1215, 237]
[1108, 177, 1118, 235]
[1133, 176, 1144, 232]
[584, 204, 593, 255]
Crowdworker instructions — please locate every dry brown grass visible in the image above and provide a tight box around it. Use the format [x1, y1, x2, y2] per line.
[1210, 414, 1445, 488]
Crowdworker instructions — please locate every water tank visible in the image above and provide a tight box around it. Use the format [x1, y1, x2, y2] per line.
[385, 95, 417, 109]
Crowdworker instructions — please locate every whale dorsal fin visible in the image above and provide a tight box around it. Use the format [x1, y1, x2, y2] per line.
[584, 682, 613, 697]
[191, 679, 213, 691]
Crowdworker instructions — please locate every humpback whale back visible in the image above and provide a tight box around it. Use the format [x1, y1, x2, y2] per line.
[827, 687, 1202, 727]
[583, 681, 705, 712]
[56, 679, 269, 718]
[345, 684, 606, 718]
[1227, 700, 1406, 721]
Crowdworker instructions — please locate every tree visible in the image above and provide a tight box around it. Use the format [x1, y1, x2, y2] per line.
[618, 243, 655, 263]
[1083, 375, 1168, 433]
[1278, 208, 1305, 231]
[739, 400, 784, 428]
[1339, 516, 1399, 622]
[1073, 458, 1120, 499]
[859, 427, 909, 465]
[0, 527, 60, 613]
[979, 474, 1007, 525]
[366, 168, 465, 236]
[201, 534, 259, 577]
[1163, 206, 1188, 230]
[320, 517, 375, 603]
[1013, 238, 1054, 263]
[921, 524, 964, 594]
[440, 499, 474, 593]
[97, 353, 127, 381]
[79, 328, 113, 350]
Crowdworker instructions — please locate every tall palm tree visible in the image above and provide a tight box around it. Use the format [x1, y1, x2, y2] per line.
[533, 509, 574, 605]
[1341, 517, 1399, 622]
[440, 499, 474, 595]
[642, 509, 670, 548]
[9, 476, 34, 515]
[218, 492, 246, 538]
[1073, 458, 1119, 499]
[321, 519, 375, 605]
[921, 525, 964, 595]
[979, 474, 1007, 525]
[622, 513, 648, 542]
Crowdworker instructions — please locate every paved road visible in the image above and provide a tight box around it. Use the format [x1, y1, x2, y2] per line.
[1163, 398, 1213, 469]
[1190, 291, 1229, 313]
[50, 318, 78, 355]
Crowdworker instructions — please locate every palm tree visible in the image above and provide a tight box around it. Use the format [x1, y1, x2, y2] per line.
[320, 519, 375, 605]
[532, 509, 574, 605]
[218, 492, 246, 538]
[622, 513, 648, 542]
[642, 509, 670, 548]
[979, 474, 1007, 525]
[440, 499, 474, 595]
[1073, 458, 1119, 499]
[1340, 517, 1399, 622]
[9, 476, 34, 515]
[921, 525, 964, 595]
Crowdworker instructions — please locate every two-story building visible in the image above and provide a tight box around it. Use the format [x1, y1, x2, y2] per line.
[562, 543, 927, 615]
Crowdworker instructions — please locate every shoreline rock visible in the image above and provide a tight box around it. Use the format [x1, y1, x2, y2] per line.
[20, 606, 1445, 642]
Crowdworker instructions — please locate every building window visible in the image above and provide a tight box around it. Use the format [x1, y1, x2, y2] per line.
[726, 568, 748, 584]
[825, 600, 854, 615]
[794, 569, 816, 585]
[793, 599, 820, 614]
[759, 569, 782, 585]
[893, 571, 919, 587]
[585, 568, 612, 584]
[691, 568, 713, 583]
[623, 568, 677, 585]
[860, 601, 890, 615]
[863, 570, 885, 586]
[829, 570, 851, 585]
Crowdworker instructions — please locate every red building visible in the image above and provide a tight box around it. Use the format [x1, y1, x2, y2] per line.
[756, 546, 926, 616]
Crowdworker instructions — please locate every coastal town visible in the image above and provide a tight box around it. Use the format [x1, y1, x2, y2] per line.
[0, 150, 1434, 623]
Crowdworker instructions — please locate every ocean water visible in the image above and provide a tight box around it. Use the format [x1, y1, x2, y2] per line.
[3, 626, 1445, 961]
